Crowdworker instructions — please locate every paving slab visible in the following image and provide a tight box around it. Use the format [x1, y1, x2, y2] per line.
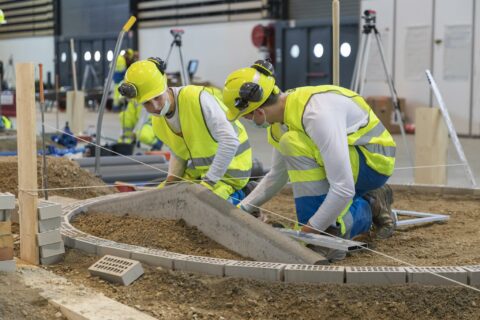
[345, 266, 407, 284]
[284, 264, 345, 283]
[20, 266, 156, 320]
[406, 267, 468, 285]
[225, 261, 286, 282]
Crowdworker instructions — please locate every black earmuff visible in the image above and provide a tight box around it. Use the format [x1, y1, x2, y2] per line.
[118, 82, 138, 99]
[234, 60, 275, 110]
[147, 57, 167, 74]
[251, 59, 275, 76]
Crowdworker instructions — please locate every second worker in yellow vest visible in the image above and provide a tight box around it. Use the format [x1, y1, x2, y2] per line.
[223, 60, 397, 261]
[119, 57, 253, 203]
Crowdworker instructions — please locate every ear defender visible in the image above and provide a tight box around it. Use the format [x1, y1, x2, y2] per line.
[251, 59, 275, 76]
[147, 57, 167, 74]
[234, 60, 275, 110]
[118, 82, 138, 99]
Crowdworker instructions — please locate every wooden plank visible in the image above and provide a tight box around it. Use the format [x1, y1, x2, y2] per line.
[414, 107, 448, 185]
[0, 235, 14, 249]
[16, 63, 39, 265]
[66, 90, 85, 135]
[0, 222, 12, 236]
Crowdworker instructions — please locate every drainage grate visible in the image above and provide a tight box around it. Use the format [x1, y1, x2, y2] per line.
[88, 255, 144, 286]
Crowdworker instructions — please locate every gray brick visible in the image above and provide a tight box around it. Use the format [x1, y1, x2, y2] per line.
[0, 193, 15, 210]
[284, 264, 345, 284]
[345, 266, 407, 284]
[97, 243, 132, 259]
[173, 255, 231, 276]
[462, 265, 480, 285]
[40, 254, 64, 265]
[40, 241, 65, 258]
[130, 248, 182, 269]
[37, 230, 62, 246]
[0, 259, 16, 272]
[406, 267, 468, 285]
[38, 217, 61, 233]
[225, 261, 285, 282]
[37, 201, 62, 220]
[73, 237, 98, 254]
[88, 255, 144, 286]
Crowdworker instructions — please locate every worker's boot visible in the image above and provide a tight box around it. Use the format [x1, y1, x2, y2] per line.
[364, 184, 396, 239]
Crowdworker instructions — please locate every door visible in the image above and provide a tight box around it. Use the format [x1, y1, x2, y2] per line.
[308, 27, 331, 85]
[284, 28, 308, 89]
[432, 0, 474, 135]
[339, 24, 358, 88]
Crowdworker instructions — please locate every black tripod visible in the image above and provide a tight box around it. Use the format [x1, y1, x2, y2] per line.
[351, 10, 412, 166]
[165, 29, 189, 86]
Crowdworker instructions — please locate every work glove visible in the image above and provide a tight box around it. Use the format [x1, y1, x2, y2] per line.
[236, 203, 267, 221]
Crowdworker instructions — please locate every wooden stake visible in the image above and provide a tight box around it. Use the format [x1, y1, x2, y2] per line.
[332, 0, 340, 86]
[16, 63, 39, 265]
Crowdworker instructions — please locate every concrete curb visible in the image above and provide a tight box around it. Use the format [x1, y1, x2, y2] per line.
[60, 188, 480, 287]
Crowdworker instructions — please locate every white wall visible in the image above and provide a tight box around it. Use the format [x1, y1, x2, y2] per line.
[472, 1, 480, 135]
[139, 20, 269, 88]
[394, 0, 433, 123]
[0, 36, 55, 85]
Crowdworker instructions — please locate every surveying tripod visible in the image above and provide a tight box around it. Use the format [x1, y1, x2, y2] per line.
[351, 10, 413, 166]
[165, 29, 190, 86]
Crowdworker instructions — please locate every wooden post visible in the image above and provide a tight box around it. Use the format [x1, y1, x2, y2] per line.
[16, 63, 39, 265]
[332, 0, 340, 86]
[414, 107, 448, 185]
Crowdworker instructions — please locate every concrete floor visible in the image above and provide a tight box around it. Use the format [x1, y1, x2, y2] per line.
[30, 108, 480, 189]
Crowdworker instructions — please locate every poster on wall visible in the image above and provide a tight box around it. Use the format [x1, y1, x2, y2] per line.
[444, 25, 472, 81]
[404, 26, 431, 81]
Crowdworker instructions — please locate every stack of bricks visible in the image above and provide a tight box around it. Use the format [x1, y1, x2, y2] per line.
[37, 201, 65, 265]
[0, 192, 16, 272]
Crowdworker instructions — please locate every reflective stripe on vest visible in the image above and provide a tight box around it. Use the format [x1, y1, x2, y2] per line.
[152, 85, 252, 189]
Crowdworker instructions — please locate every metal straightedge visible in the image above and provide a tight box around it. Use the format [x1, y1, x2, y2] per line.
[276, 229, 367, 252]
[393, 209, 449, 227]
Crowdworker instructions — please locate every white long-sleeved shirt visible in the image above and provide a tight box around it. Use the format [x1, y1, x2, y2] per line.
[165, 87, 240, 183]
[240, 92, 369, 231]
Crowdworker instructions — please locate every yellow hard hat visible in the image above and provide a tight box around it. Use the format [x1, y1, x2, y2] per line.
[119, 58, 167, 103]
[126, 48, 134, 58]
[223, 60, 276, 121]
[0, 9, 7, 24]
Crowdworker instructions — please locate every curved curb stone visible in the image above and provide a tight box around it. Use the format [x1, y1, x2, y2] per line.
[60, 186, 480, 286]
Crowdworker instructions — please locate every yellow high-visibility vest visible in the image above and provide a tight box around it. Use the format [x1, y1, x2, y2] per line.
[152, 85, 252, 190]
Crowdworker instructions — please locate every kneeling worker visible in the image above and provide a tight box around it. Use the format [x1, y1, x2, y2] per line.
[223, 60, 396, 259]
[119, 58, 252, 203]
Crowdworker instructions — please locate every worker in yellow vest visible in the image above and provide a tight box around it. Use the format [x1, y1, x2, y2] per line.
[118, 57, 253, 203]
[118, 100, 163, 150]
[223, 60, 396, 261]
[0, 115, 12, 131]
[113, 49, 138, 112]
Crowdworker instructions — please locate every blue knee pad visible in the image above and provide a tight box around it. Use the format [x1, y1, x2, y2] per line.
[348, 196, 373, 238]
[227, 189, 246, 205]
